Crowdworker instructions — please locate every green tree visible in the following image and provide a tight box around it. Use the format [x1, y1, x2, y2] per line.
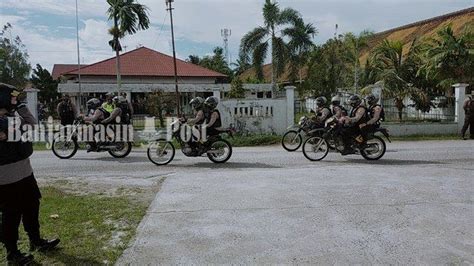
[146, 90, 177, 127]
[228, 78, 246, 99]
[0, 23, 31, 88]
[366, 39, 421, 121]
[285, 19, 317, 83]
[107, 0, 150, 91]
[343, 30, 373, 91]
[301, 38, 349, 99]
[240, 0, 301, 92]
[31, 64, 59, 116]
[186, 55, 201, 65]
[421, 25, 474, 89]
[231, 53, 252, 76]
[198, 47, 232, 76]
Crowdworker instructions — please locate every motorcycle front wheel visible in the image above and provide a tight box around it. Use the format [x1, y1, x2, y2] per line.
[207, 139, 232, 163]
[147, 139, 175, 165]
[360, 136, 386, 160]
[281, 130, 302, 152]
[302, 136, 329, 161]
[109, 142, 132, 158]
[52, 136, 78, 159]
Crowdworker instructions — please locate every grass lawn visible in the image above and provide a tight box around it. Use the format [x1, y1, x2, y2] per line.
[0, 187, 148, 265]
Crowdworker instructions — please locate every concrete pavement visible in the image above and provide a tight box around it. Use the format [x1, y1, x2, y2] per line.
[110, 140, 474, 264]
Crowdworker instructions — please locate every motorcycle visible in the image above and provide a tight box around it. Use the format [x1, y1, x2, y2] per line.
[281, 115, 314, 151]
[302, 117, 391, 161]
[51, 119, 133, 159]
[147, 119, 234, 165]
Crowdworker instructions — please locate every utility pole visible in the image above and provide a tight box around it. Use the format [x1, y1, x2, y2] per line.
[221, 28, 231, 65]
[166, 0, 181, 116]
[75, 0, 83, 113]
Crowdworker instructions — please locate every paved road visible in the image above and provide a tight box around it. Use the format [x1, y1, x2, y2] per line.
[31, 141, 473, 264]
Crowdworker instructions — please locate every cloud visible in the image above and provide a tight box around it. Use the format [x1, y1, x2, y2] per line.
[1, 0, 473, 72]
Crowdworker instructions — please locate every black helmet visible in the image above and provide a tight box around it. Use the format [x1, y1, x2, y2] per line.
[315, 96, 327, 107]
[331, 95, 341, 106]
[86, 98, 101, 110]
[204, 96, 219, 110]
[189, 97, 204, 110]
[0, 83, 20, 110]
[347, 95, 362, 108]
[365, 94, 379, 106]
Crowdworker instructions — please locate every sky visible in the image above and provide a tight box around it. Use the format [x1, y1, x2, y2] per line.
[0, 0, 472, 73]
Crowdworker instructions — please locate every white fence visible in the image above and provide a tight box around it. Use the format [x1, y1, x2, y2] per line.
[217, 86, 295, 135]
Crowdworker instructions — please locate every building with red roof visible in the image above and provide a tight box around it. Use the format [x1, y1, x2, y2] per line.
[54, 46, 258, 114]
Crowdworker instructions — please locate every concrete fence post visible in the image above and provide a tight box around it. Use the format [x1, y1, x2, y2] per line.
[24, 88, 40, 122]
[285, 86, 295, 129]
[453, 83, 469, 132]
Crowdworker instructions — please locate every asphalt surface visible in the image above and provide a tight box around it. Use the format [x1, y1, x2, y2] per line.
[31, 140, 474, 264]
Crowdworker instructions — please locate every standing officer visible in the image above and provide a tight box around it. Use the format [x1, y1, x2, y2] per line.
[0, 83, 60, 265]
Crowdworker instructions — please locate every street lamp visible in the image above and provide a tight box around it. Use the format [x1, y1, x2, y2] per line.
[166, 0, 181, 116]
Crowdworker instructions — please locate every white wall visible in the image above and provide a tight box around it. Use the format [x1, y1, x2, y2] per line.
[384, 123, 457, 136]
[219, 98, 289, 135]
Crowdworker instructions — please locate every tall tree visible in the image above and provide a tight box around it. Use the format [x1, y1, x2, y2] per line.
[240, 0, 301, 94]
[107, 0, 150, 91]
[31, 64, 59, 116]
[421, 25, 474, 89]
[285, 19, 317, 83]
[301, 38, 349, 99]
[343, 30, 373, 92]
[199, 47, 232, 76]
[0, 23, 31, 88]
[186, 55, 201, 65]
[367, 39, 421, 121]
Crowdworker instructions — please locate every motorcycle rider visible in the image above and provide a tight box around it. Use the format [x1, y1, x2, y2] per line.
[101, 96, 125, 124]
[203, 96, 222, 140]
[83, 98, 108, 124]
[82, 98, 109, 151]
[340, 95, 369, 155]
[330, 95, 347, 120]
[311, 96, 331, 128]
[101, 92, 115, 114]
[359, 94, 385, 140]
[182, 97, 205, 151]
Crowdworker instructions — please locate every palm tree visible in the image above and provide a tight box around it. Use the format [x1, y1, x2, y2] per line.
[285, 19, 317, 83]
[366, 39, 419, 121]
[107, 0, 150, 91]
[421, 25, 474, 89]
[240, 0, 301, 95]
[343, 30, 373, 92]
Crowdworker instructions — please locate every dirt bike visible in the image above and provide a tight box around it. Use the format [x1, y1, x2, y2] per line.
[51, 119, 132, 159]
[147, 119, 234, 165]
[302, 117, 391, 161]
[281, 115, 315, 151]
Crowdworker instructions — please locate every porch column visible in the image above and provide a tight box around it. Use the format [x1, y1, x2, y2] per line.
[453, 83, 469, 132]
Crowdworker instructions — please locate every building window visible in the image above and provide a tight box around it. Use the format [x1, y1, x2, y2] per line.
[257, 92, 264, 98]
[266, 91, 272, 98]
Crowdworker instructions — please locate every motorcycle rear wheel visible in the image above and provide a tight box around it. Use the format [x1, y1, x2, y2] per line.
[207, 139, 232, 163]
[109, 142, 132, 158]
[302, 136, 329, 161]
[360, 136, 386, 160]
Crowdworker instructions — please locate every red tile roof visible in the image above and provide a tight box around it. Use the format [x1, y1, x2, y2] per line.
[51, 64, 88, 80]
[63, 47, 227, 78]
